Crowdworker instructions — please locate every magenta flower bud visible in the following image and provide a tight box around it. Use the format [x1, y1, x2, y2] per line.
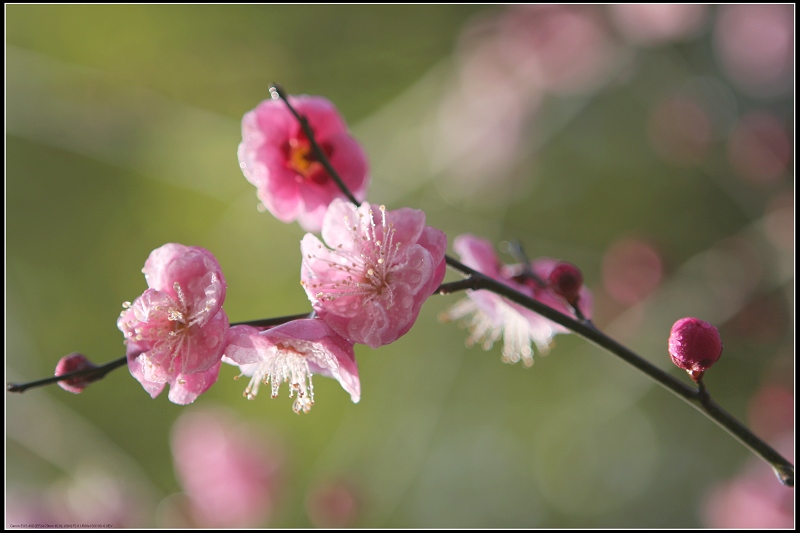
[668, 317, 723, 381]
[54, 353, 99, 394]
[549, 262, 584, 306]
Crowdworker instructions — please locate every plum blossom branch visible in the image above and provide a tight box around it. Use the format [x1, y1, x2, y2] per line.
[438, 257, 794, 487]
[272, 86, 793, 486]
[6, 312, 314, 395]
[7, 356, 128, 394]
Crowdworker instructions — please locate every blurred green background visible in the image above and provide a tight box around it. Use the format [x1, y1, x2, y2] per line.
[7, 5, 794, 528]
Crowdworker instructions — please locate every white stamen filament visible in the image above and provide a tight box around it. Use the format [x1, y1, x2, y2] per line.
[241, 346, 315, 414]
[441, 296, 554, 368]
[304, 204, 403, 308]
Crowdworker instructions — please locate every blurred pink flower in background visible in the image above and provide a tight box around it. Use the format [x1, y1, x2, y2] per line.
[727, 112, 791, 186]
[648, 96, 712, 167]
[703, 384, 794, 528]
[238, 95, 369, 232]
[499, 5, 616, 93]
[224, 320, 361, 413]
[432, 5, 617, 204]
[609, 4, 708, 46]
[443, 234, 592, 367]
[170, 407, 283, 528]
[714, 4, 794, 98]
[306, 479, 360, 528]
[748, 385, 794, 440]
[118, 243, 229, 404]
[601, 238, 663, 307]
[301, 199, 447, 348]
[763, 192, 794, 252]
[7, 467, 147, 528]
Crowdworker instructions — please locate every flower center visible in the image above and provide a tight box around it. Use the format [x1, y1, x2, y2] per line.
[288, 138, 319, 174]
[286, 137, 332, 185]
[303, 205, 403, 308]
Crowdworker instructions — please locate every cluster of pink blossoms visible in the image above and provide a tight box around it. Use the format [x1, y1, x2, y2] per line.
[115, 94, 448, 412]
[117, 243, 363, 412]
[115, 93, 587, 411]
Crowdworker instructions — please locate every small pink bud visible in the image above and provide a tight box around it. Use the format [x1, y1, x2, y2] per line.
[668, 317, 723, 382]
[549, 262, 584, 306]
[55, 353, 99, 394]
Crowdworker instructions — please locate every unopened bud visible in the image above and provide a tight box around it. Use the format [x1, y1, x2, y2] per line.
[549, 262, 584, 306]
[668, 317, 723, 382]
[55, 353, 99, 394]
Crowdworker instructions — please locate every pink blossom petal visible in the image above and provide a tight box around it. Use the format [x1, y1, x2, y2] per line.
[416, 226, 449, 295]
[318, 199, 361, 253]
[383, 207, 427, 252]
[341, 300, 392, 350]
[389, 245, 433, 294]
[257, 150, 303, 220]
[167, 361, 222, 406]
[127, 348, 166, 399]
[287, 96, 348, 139]
[224, 324, 275, 366]
[178, 308, 229, 374]
[453, 234, 503, 279]
[249, 99, 295, 142]
[142, 244, 226, 322]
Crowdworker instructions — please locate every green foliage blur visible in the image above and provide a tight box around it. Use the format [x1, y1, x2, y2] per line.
[7, 5, 793, 528]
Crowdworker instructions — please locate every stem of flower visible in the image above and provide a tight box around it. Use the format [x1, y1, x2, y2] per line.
[502, 240, 547, 287]
[269, 84, 361, 206]
[7, 356, 127, 394]
[6, 312, 314, 395]
[231, 311, 314, 328]
[437, 259, 794, 487]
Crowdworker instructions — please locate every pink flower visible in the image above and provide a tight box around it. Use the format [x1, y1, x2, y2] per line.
[306, 479, 360, 528]
[238, 95, 369, 232]
[118, 243, 229, 405]
[171, 407, 282, 527]
[442, 234, 592, 367]
[300, 199, 447, 348]
[223, 319, 360, 413]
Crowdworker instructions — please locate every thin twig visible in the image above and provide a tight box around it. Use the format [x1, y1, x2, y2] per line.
[437, 260, 794, 486]
[7, 356, 127, 394]
[7, 312, 315, 395]
[269, 84, 360, 206]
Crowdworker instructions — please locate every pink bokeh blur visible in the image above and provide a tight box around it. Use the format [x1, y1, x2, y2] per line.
[714, 4, 794, 98]
[703, 384, 794, 528]
[169, 407, 283, 527]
